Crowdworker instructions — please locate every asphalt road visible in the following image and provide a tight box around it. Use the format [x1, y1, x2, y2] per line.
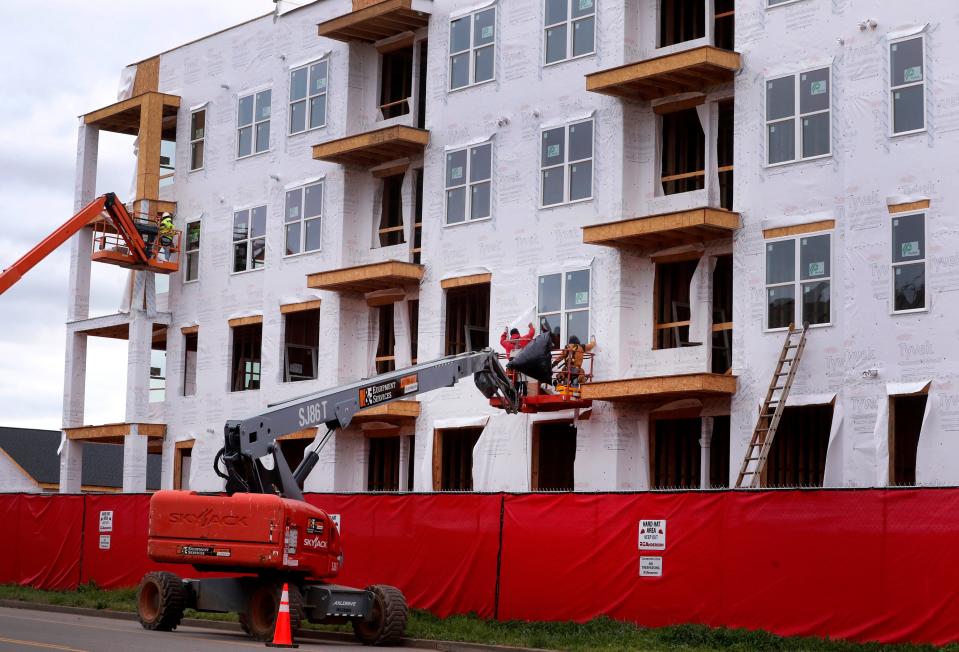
[0, 607, 409, 651]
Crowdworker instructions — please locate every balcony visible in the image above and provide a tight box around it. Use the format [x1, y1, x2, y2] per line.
[583, 207, 739, 249]
[585, 46, 741, 101]
[581, 373, 736, 402]
[83, 92, 179, 138]
[69, 312, 170, 349]
[307, 260, 424, 294]
[312, 125, 429, 167]
[63, 422, 166, 453]
[318, 0, 431, 43]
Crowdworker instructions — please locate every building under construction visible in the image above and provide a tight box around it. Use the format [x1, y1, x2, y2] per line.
[42, 0, 955, 494]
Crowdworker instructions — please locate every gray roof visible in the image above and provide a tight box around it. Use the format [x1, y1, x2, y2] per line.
[0, 427, 161, 490]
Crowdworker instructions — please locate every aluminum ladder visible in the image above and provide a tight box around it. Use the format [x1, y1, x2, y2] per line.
[735, 323, 809, 488]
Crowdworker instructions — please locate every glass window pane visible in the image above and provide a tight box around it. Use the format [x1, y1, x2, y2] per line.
[799, 234, 830, 280]
[237, 126, 252, 157]
[565, 269, 590, 308]
[766, 76, 795, 121]
[892, 213, 925, 263]
[570, 161, 592, 201]
[251, 238, 266, 268]
[766, 240, 795, 284]
[450, 53, 470, 89]
[286, 223, 301, 256]
[566, 310, 590, 344]
[767, 285, 795, 329]
[304, 183, 323, 218]
[474, 45, 494, 83]
[251, 206, 267, 237]
[572, 0, 595, 18]
[450, 16, 471, 53]
[542, 127, 565, 165]
[290, 100, 306, 133]
[187, 222, 201, 249]
[546, 25, 567, 64]
[238, 95, 254, 126]
[542, 167, 565, 205]
[894, 262, 925, 311]
[799, 68, 830, 114]
[255, 121, 270, 152]
[545, 0, 567, 25]
[801, 112, 830, 158]
[310, 61, 329, 94]
[539, 313, 561, 341]
[768, 119, 795, 164]
[891, 38, 923, 86]
[305, 218, 322, 252]
[470, 144, 492, 182]
[290, 67, 308, 101]
[186, 252, 199, 282]
[538, 274, 562, 313]
[190, 141, 204, 170]
[572, 16, 595, 56]
[233, 242, 248, 272]
[446, 187, 467, 223]
[255, 90, 272, 120]
[310, 95, 327, 129]
[471, 182, 491, 219]
[446, 149, 468, 187]
[191, 110, 205, 140]
[802, 280, 830, 325]
[893, 85, 925, 133]
[285, 189, 302, 223]
[474, 9, 495, 46]
[569, 121, 593, 160]
[233, 211, 249, 241]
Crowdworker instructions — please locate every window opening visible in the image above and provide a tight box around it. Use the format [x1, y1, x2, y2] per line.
[717, 99, 734, 210]
[434, 427, 482, 490]
[891, 37, 925, 134]
[712, 254, 733, 373]
[765, 233, 831, 329]
[380, 47, 414, 119]
[284, 309, 319, 382]
[231, 323, 262, 392]
[233, 206, 267, 272]
[654, 259, 699, 349]
[446, 142, 492, 224]
[379, 174, 406, 247]
[532, 421, 576, 490]
[189, 109, 205, 170]
[445, 283, 490, 355]
[650, 417, 701, 489]
[368, 436, 401, 491]
[184, 221, 200, 282]
[661, 108, 705, 196]
[538, 269, 590, 346]
[375, 303, 396, 374]
[238, 89, 271, 157]
[182, 332, 198, 397]
[290, 60, 329, 133]
[764, 404, 832, 487]
[544, 0, 596, 65]
[449, 7, 496, 90]
[889, 393, 927, 486]
[541, 119, 593, 206]
[891, 212, 926, 311]
[285, 181, 323, 255]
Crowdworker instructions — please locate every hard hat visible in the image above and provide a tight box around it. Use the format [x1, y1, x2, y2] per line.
[160, 212, 173, 220]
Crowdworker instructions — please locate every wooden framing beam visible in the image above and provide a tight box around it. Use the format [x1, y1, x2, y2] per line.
[307, 260, 424, 294]
[181, 325, 199, 335]
[440, 272, 492, 290]
[888, 199, 930, 214]
[278, 428, 320, 441]
[228, 315, 263, 328]
[353, 400, 421, 424]
[582, 207, 739, 248]
[312, 125, 429, 168]
[280, 299, 322, 314]
[653, 94, 706, 115]
[64, 423, 166, 441]
[763, 219, 836, 239]
[581, 373, 737, 402]
[365, 288, 406, 307]
[319, 0, 430, 43]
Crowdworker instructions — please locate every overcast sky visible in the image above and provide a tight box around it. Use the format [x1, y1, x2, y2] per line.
[0, 1, 279, 429]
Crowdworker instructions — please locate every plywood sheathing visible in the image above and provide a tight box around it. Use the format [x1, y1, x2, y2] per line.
[280, 299, 323, 314]
[318, 0, 430, 43]
[64, 422, 166, 447]
[365, 288, 406, 306]
[440, 273, 493, 290]
[228, 315, 264, 328]
[181, 325, 200, 335]
[586, 46, 742, 101]
[763, 219, 836, 239]
[353, 400, 421, 424]
[581, 373, 737, 402]
[74, 321, 169, 350]
[888, 200, 931, 214]
[312, 125, 429, 167]
[582, 207, 740, 249]
[307, 260, 424, 293]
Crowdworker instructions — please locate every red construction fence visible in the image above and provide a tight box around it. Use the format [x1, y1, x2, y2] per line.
[2, 489, 959, 645]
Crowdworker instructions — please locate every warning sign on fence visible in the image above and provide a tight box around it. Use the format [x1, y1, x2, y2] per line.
[99, 535, 111, 550]
[640, 556, 663, 577]
[329, 513, 341, 533]
[99, 510, 113, 533]
[638, 519, 666, 550]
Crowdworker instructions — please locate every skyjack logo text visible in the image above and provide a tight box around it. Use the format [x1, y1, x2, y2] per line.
[168, 509, 248, 527]
[303, 536, 327, 549]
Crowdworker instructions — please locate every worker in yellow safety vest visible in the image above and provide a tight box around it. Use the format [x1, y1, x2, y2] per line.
[157, 212, 176, 260]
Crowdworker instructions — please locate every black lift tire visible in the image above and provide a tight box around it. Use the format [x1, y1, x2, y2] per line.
[240, 582, 303, 642]
[352, 584, 408, 646]
[136, 571, 186, 632]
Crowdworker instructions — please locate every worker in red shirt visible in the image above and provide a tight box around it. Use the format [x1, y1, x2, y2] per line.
[500, 322, 535, 358]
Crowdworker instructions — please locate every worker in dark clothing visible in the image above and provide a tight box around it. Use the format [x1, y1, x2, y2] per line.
[554, 334, 596, 388]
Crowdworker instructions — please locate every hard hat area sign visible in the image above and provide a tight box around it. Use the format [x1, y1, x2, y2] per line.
[99, 510, 113, 533]
[638, 519, 666, 550]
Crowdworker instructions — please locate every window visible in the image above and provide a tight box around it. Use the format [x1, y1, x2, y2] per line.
[709, 415, 730, 488]
[445, 142, 491, 224]
[284, 309, 319, 382]
[768, 0, 799, 5]
[661, 108, 705, 196]
[183, 221, 200, 282]
[660, 0, 704, 47]
[765, 404, 832, 487]
[409, 299, 420, 364]
[189, 109, 205, 171]
[717, 100, 734, 210]
[173, 441, 193, 490]
[159, 140, 175, 188]
[237, 89, 271, 157]
[368, 436, 401, 491]
[650, 418, 702, 489]
[232, 206, 266, 273]
[891, 212, 926, 312]
[289, 60, 328, 134]
[712, 255, 733, 373]
[182, 332, 198, 397]
[150, 348, 166, 403]
[376, 304, 396, 374]
[285, 182, 323, 255]
[714, 0, 734, 50]
[538, 269, 590, 346]
[541, 119, 593, 206]
[890, 36, 925, 134]
[531, 421, 576, 490]
[433, 427, 482, 491]
[653, 259, 698, 349]
[380, 47, 413, 119]
[445, 283, 490, 355]
[765, 232, 831, 329]
[544, 0, 595, 65]
[449, 7, 495, 90]
[889, 393, 928, 486]
[412, 169, 424, 262]
[766, 68, 830, 165]
[379, 174, 406, 247]
[231, 323, 262, 392]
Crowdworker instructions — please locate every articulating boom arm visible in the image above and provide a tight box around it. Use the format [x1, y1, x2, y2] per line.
[216, 349, 518, 500]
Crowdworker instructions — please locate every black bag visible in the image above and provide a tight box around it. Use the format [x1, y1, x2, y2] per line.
[506, 332, 554, 384]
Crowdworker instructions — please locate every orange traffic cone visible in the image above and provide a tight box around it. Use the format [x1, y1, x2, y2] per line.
[265, 583, 298, 648]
